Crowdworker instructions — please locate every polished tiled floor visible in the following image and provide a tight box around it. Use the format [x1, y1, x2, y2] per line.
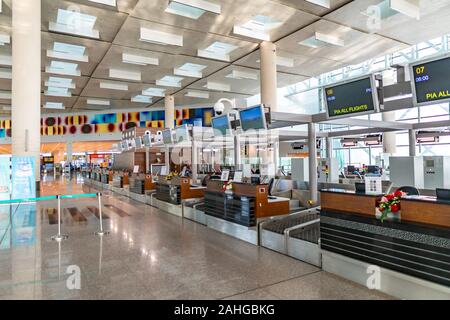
[0, 175, 393, 300]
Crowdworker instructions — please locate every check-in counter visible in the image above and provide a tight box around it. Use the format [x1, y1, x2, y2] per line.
[129, 174, 156, 195]
[203, 181, 290, 227]
[320, 189, 450, 299]
[156, 177, 205, 205]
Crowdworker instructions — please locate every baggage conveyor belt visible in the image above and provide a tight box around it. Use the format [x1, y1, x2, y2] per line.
[260, 208, 322, 267]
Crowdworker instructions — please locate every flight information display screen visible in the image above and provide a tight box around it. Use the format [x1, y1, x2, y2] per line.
[412, 56, 450, 106]
[325, 76, 377, 118]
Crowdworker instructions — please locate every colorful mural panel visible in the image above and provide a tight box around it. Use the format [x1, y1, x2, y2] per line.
[0, 107, 214, 139]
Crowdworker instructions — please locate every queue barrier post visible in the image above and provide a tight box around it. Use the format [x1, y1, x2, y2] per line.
[51, 195, 69, 242]
[95, 192, 110, 237]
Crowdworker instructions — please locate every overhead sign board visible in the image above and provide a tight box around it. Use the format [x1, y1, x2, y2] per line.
[324, 75, 378, 119]
[411, 54, 450, 106]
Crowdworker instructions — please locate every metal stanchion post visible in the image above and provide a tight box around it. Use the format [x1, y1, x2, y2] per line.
[95, 192, 109, 236]
[51, 195, 68, 242]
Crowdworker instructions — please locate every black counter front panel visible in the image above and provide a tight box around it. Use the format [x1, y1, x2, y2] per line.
[203, 191, 256, 227]
[100, 174, 109, 184]
[320, 210, 450, 287]
[130, 179, 145, 195]
[156, 183, 181, 205]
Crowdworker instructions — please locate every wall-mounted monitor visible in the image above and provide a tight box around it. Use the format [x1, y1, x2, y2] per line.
[135, 137, 143, 149]
[324, 75, 379, 119]
[410, 54, 450, 107]
[211, 114, 233, 136]
[175, 125, 191, 143]
[162, 129, 174, 145]
[239, 105, 267, 132]
[142, 134, 152, 148]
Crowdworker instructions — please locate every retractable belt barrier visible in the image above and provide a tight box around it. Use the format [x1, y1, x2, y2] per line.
[0, 192, 109, 242]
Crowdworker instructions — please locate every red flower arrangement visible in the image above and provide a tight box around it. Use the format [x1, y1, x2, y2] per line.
[378, 189, 406, 222]
[221, 181, 233, 193]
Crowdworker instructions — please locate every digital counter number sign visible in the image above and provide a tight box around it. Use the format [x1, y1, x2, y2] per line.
[412, 56, 450, 106]
[325, 77, 376, 118]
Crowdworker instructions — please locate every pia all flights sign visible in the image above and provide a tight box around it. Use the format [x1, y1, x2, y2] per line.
[412, 55, 450, 106]
[325, 76, 377, 119]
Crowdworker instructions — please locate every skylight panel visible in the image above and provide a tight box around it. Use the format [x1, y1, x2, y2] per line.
[166, 2, 205, 19]
[142, 87, 166, 97]
[131, 95, 152, 103]
[0, 34, 10, 46]
[140, 28, 183, 46]
[299, 32, 345, 48]
[45, 76, 75, 89]
[166, 0, 221, 20]
[305, 0, 330, 8]
[233, 15, 283, 41]
[46, 61, 81, 76]
[44, 102, 65, 110]
[89, 0, 117, 7]
[0, 68, 11, 79]
[49, 9, 99, 39]
[109, 69, 142, 81]
[122, 53, 159, 66]
[204, 81, 231, 92]
[47, 42, 88, 62]
[225, 69, 258, 80]
[198, 42, 238, 62]
[99, 81, 128, 91]
[156, 76, 184, 88]
[174, 63, 207, 78]
[45, 86, 72, 97]
[185, 90, 209, 99]
[87, 99, 110, 106]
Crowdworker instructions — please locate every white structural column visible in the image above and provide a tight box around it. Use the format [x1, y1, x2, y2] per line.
[260, 41, 278, 112]
[326, 137, 333, 159]
[164, 95, 175, 170]
[165, 95, 175, 129]
[408, 129, 417, 157]
[308, 123, 318, 204]
[66, 142, 73, 164]
[12, 0, 41, 181]
[382, 112, 397, 155]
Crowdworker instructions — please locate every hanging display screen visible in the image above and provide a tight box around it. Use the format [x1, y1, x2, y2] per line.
[162, 129, 173, 145]
[175, 125, 191, 143]
[411, 55, 450, 106]
[324, 76, 378, 119]
[142, 134, 152, 147]
[212, 115, 232, 136]
[239, 105, 267, 132]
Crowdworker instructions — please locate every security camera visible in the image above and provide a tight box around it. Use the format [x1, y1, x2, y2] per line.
[214, 98, 235, 117]
[214, 101, 225, 116]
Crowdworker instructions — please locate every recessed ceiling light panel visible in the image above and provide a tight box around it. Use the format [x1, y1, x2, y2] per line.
[100, 81, 128, 91]
[142, 87, 166, 97]
[174, 63, 207, 78]
[122, 53, 159, 66]
[49, 9, 99, 39]
[305, 0, 330, 8]
[87, 99, 110, 106]
[44, 102, 65, 110]
[109, 69, 142, 81]
[205, 81, 231, 92]
[198, 41, 238, 61]
[225, 69, 258, 80]
[185, 91, 209, 99]
[140, 27, 183, 46]
[156, 75, 184, 88]
[46, 61, 81, 76]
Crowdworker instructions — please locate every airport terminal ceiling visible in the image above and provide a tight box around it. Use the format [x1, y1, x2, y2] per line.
[0, 0, 449, 118]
